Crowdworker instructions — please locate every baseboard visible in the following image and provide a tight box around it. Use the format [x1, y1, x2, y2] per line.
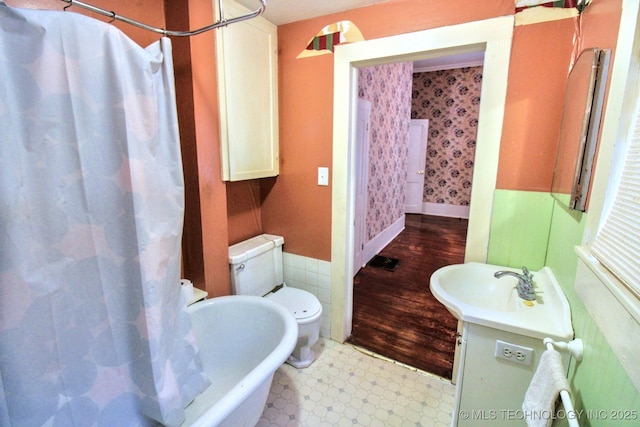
[422, 202, 470, 219]
[362, 216, 405, 266]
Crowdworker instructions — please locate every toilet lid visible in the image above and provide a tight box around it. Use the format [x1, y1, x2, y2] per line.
[266, 287, 321, 320]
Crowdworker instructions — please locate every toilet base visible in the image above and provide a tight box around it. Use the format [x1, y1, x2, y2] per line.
[285, 321, 320, 369]
[286, 351, 315, 369]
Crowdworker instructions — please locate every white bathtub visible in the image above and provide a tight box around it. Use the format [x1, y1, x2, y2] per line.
[182, 295, 298, 427]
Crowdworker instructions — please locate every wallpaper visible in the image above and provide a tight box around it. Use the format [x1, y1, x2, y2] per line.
[411, 67, 483, 206]
[358, 62, 413, 242]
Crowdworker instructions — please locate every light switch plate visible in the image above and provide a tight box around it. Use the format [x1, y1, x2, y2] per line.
[318, 167, 329, 186]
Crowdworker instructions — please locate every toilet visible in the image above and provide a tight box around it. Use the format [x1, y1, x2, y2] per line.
[229, 234, 322, 368]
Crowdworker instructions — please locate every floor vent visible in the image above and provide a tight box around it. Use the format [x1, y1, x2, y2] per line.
[367, 255, 400, 271]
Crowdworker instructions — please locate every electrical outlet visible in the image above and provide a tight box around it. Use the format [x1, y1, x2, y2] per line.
[495, 340, 534, 366]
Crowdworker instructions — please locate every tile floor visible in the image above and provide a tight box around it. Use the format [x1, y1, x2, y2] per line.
[257, 338, 455, 427]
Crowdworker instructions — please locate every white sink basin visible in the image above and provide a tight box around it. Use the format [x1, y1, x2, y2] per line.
[430, 262, 573, 340]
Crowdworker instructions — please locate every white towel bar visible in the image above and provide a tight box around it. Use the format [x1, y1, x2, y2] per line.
[544, 337, 584, 361]
[544, 338, 583, 427]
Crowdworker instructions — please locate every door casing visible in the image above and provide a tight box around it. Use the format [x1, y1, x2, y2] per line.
[330, 16, 514, 341]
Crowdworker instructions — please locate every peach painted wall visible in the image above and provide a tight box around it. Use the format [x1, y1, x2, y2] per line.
[183, 0, 231, 296]
[5, 0, 165, 47]
[263, 0, 511, 261]
[497, 18, 576, 191]
[496, 1, 620, 196]
[578, 0, 621, 51]
[227, 180, 263, 245]
[260, 50, 335, 261]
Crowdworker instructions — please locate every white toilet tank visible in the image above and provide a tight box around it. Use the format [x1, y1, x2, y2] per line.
[228, 234, 285, 296]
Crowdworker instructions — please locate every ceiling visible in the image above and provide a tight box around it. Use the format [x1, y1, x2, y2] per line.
[413, 51, 485, 72]
[233, 0, 389, 25]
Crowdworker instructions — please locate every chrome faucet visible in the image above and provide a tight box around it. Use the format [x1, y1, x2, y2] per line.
[494, 267, 536, 301]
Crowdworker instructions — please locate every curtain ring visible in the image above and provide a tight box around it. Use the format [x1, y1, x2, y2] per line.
[63, 1, 72, 11]
[108, 11, 116, 23]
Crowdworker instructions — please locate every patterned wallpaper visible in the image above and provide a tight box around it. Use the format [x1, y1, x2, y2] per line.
[411, 67, 482, 206]
[358, 62, 413, 242]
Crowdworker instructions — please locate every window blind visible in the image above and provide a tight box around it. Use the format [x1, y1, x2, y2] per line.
[591, 108, 640, 298]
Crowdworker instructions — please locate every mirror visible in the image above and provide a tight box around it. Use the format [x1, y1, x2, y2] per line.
[551, 48, 610, 211]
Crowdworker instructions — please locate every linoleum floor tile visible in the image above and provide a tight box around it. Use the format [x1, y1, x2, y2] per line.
[257, 338, 454, 427]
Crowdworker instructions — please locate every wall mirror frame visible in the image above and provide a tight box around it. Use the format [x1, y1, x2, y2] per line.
[551, 47, 611, 212]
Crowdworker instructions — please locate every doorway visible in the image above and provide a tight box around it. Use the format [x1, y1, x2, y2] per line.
[329, 17, 514, 342]
[348, 62, 482, 377]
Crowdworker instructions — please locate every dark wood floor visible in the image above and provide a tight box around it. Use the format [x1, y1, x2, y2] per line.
[346, 214, 468, 379]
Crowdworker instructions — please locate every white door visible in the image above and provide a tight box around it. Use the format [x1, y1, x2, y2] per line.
[354, 99, 371, 275]
[404, 119, 429, 214]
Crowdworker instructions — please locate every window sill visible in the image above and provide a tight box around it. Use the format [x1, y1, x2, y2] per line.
[575, 245, 640, 323]
[574, 245, 640, 391]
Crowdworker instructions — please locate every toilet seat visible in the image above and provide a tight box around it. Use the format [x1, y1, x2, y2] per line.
[266, 287, 322, 321]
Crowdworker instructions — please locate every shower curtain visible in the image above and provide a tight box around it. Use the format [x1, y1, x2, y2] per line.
[0, 3, 209, 426]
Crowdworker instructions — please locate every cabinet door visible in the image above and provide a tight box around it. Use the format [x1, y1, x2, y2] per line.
[216, 0, 279, 181]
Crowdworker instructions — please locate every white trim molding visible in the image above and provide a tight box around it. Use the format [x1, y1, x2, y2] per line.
[361, 215, 405, 269]
[422, 202, 470, 219]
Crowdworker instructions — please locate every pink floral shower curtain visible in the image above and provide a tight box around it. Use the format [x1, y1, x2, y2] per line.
[0, 3, 209, 425]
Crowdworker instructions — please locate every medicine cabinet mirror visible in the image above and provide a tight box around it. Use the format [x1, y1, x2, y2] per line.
[551, 48, 610, 212]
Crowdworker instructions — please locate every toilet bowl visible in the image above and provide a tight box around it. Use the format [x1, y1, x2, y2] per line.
[266, 285, 322, 368]
[229, 234, 322, 368]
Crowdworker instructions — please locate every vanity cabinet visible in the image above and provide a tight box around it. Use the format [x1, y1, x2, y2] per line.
[216, 0, 279, 181]
[453, 321, 570, 426]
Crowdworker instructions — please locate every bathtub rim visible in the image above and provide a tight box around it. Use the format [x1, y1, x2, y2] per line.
[184, 295, 298, 427]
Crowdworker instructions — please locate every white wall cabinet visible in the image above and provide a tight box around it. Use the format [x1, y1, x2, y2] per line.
[216, 0, 279, 181]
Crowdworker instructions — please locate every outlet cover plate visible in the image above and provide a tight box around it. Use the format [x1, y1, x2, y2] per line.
[495, 340, 534, 366]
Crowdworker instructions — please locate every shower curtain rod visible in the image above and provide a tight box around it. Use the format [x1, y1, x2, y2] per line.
[59, 0, 266, 37]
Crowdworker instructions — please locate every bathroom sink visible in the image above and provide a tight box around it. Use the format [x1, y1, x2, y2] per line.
[430, 262, 573, 340]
